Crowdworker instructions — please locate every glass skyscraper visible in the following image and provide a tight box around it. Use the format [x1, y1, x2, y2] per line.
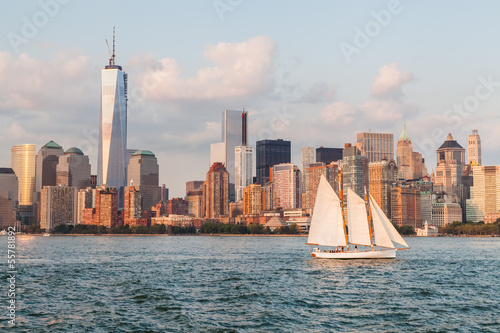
[98, 29, 127, 205]
[256, 139, 291, 185]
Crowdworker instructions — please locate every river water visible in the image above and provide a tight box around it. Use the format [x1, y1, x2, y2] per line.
[1, 235, 499, 332]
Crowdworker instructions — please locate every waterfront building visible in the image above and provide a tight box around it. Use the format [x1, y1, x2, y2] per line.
[186, 181, 204, 196]
[316, 147, 343, 165]
[186, 189, 203, 217]
[89, 186, 119, 228]
[0, 168, 18, 229]
[127, 150, 160, 212]
[56, 147, 91, 189]
[342, 144, 368, 200]
[467, 130, 481, 165]
[98, 29, 128, 205]
[11, 144, 36, 225]
[466, 165, 500, 222]
[304, 162, 339, 210]
[256, 139, 291, 185]
[77, 187, 94, 224]
[235, 145, 253, 202]
[203, 163, 229, 218]
[434, 133, 465, 194]
[35, 141, 64, 194]
[243, 183, 265, 215]
[420, 191, 432, 226]
[124, 186, 146, 226]
[432, 202, 462, 227]
[272, 163, 301, 210]
[391, 186, 422, 228]
[40, 185, 78, 231]
[166, 198, 189, 216]
[356, 132, 393, 162]
[368, 159, 398, 218]
[416, 221, 438, 236]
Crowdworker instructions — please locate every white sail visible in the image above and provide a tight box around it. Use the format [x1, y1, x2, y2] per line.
[347, 188, 372, 246]
[307, 175, 347, 247]
[369, 197, 395, 249]
[369, 194, 410, 249]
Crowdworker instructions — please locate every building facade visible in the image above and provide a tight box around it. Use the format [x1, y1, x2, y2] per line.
[356, 132, 394, 162]
[434, 133, 465, 195]
[35, 141, 64, 195]
[466, 165, 500, 222]
[467, 130, 481, 165]
[432, 202, 462, 227]
[0, 168, 18, 229]
[127, 150, 160, 212]
[304, 163, 339, 210]
[342, 144, 369, 200]
[56, 147, 91, 189]
[272, 163, 301, 210]
[391, 187, 422, 228]
[243, 183, 264, 215]
[316, 147, 343, 165]
[203, 163, 229, 218]
[256, 139, 291, 185]
[11, 144, 37, 225]
[234, 145, 253, 202]
[301, 146, 315, 192]
[40, 185, 78, 231]
[368, 159, 398, 218]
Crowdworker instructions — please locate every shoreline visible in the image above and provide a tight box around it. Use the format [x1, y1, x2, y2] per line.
[12, 233, 499, 237]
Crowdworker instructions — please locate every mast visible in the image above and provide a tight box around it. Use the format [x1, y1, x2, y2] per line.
[364, 186, 374, 250]
[339, 168, 348, 247]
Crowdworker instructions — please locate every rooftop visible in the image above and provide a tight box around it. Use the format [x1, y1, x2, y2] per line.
[0, 168, 15, 174]
[438, 133, 463, 150]
[65, 147, 84, 155]
[43, 140, 62, 149]
[132, 150, 155, 157]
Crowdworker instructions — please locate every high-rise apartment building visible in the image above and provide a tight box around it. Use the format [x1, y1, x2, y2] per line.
[368, 159, 398, 218]
[166, 198, 189, 215]
[256, 139, 291, 185]
[272, 163, 301, 210]
[186, 181, 204, 195]
[203, 163, 229, 218]
[342, 144, 368, 200]
[356, 132, 394, 162]
[235, 145, 253, 202]
[56, 148, 91, 189]
[127, 150, 160, 212]
[77, 187, 94, 224]
[316, 147, 343, 164]
[243, 183, 265, 215]
[186, 189, 203, 218]
[98, 28, 127, 205]
[304, 163, 339, 210]
[0, 168, 18, 229]
[90, 186, 119, 228]
[390, 186, 422, 228]
[124, 186, 143, 225]
[40, 185, 78, 231]
[467, 130, 481, 165]
[466, 165, 500, 222]
[301, 147, 315, 192]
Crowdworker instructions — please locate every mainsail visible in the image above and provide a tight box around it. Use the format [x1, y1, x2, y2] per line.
[307, 175, 347, 247]
[369, 194, 410, 249]
[347, 188, 372, 246]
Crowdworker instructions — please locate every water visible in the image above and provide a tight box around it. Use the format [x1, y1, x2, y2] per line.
[1, 235, 499, 332]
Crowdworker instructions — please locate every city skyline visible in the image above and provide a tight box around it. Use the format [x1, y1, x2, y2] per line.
[2, 1, 500, 197]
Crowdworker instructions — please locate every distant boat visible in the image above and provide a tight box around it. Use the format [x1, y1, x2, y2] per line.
[43, 233, 51, 237]
[307, 175, 409, 259]
[0, 230, 7, 235]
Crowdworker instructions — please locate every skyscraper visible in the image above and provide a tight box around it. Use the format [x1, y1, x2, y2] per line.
[56, 147, 91, 189]
[301, 146, 315, 192]
[466, 165, 500, 222]
[127, 150, 160, 212]
[35, 140, 64, 194]
[390, 186, 422, 228]
[234, 145, 253, 202]
[11, 144, 36, 206]
[467, 130, 481, 165]
[356, 132, 393, 162]
[304, 163, 339, 210]
[98, 27, 127, 205]
[272, 163, 301, 210]
[0, 168, 18, 229]
[342, 144, 369, 200]
[368, 159, 398, 218]
[40, 185, 78, 231]
[203, 162, 229, 218]
[256, 139, 291, 185]
[396, 123, 413, 180]
[243, 183, 265, 215]
[316, 147, 343, 164]
[434, 132, 465, 194]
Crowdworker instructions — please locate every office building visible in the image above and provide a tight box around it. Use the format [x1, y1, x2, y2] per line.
[11, 144, 36, 225]
[203, 163, 229, 218]
[342, 144, 368, 200]
[127, 150, 160, 212]
[368, 159, 398, 218]
[316, 147, 343, 164]
[466, 165, 500, 222]
[186, 189, 203, 218]
[243, 183, 265, 215]
[272, 163, 301, 210]
[467, 130, 481, 165]
[160, 184, 169, 203]
[166, 198, 189, 216]
[256, 139, 291, 185]
[432, 202, 462, 227]
[420, 191, 432, 225]
[124, 186, 146, 226]
[98, 28, 127, 205]
[235, 145, 253, 202]
[77, 187, 94, 224]
[35, 140, 64, 194]
[391, 187, 422, 228]
[40, 185, 78, 231]
[83, 186, 119, 228]
[56, 147, 91, 189]
[356, 132, 393, 162]
[396, 123, 427, 180]
[0, 168, 18, 229]
[186, 181, 204, 195]
[304, 163, 339, 210]
[434, 132, 465, 194]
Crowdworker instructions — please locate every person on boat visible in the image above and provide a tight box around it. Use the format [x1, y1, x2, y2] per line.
[354, 245, 358, 252]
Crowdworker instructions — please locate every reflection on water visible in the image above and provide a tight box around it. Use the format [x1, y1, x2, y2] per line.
[1, 235, 498, 332]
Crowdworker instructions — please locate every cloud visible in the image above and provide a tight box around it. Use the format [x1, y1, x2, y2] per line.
[318, 101, 357, 126]
[370, 63, 415, 99]
[299, 82, 336, 103]
[128, 36, 277, 102]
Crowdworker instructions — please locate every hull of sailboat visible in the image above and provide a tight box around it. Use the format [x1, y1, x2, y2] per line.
[311, 248, 396, 259]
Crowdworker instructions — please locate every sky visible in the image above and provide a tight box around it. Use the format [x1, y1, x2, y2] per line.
[2, 0, 500, 197]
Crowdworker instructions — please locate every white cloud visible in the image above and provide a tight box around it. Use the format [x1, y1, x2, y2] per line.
[299, 82, 336, 103]
[370, 62, 415, 99]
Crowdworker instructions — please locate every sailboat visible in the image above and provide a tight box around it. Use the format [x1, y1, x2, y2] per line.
[307, 175, 409, 259]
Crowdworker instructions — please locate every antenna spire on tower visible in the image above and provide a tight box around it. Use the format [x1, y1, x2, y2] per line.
[111, 25, 116, 66]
